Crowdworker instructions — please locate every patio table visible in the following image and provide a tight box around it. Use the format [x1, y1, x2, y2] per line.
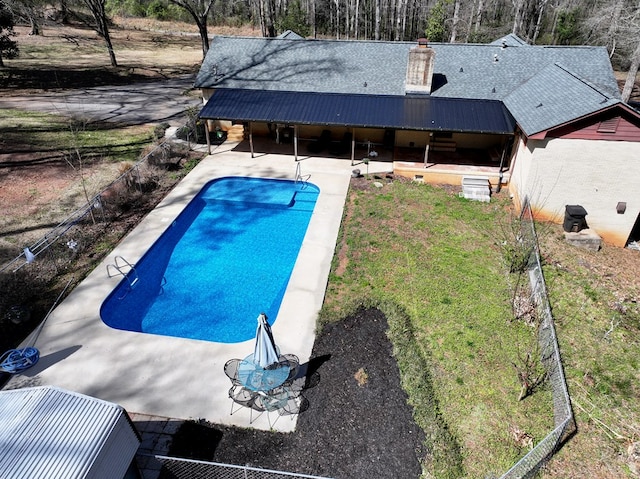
[237, 354, 291, 392]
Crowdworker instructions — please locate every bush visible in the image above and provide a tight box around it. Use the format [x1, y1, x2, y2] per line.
[105, 0, 147, 17]
[146, 0, 170, 20]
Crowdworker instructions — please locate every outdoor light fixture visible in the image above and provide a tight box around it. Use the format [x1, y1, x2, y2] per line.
[617, 202, 627, 214]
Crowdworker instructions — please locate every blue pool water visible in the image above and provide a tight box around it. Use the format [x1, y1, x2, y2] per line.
[100, 176, 319, 343]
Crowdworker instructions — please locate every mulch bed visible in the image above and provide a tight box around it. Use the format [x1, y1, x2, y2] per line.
[167, 307, 427, 479]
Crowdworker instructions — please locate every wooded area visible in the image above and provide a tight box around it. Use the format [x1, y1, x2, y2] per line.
[1, 0, 639, 100]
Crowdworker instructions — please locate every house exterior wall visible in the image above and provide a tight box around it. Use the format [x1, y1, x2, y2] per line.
[508, 136, 535, 209]
[395, 130, 430, 148]
[510, 137, 640, 247]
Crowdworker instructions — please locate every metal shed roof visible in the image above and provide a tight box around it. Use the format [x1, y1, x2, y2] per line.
[0, 386, 140, 479]
[199, 89, 516, 134]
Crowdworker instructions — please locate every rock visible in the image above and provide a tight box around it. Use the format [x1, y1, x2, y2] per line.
[564, 229, 602, 252]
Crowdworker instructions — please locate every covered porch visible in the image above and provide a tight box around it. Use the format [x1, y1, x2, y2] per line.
[198, 88, 516, 187]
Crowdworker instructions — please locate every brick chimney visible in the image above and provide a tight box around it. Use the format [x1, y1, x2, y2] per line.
[405, 38, 435, 94]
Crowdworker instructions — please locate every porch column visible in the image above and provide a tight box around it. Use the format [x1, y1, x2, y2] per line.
[249, 122, 254, 158]
[351, 128, 356, 165]
[423, 132, 432, 167]
[205, 120, 212, 155]
[294, 125, 299, 162]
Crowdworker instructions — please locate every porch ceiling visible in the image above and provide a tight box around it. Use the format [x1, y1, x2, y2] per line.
[198, 88, 516, 135]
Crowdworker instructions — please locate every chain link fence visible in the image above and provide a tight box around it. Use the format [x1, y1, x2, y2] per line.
[0, 135, 198, 275]
[499, 197, 576, 479]
[142, 454, 333, 479]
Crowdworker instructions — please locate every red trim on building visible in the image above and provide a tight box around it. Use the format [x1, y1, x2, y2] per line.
[528, 103, 640, 141]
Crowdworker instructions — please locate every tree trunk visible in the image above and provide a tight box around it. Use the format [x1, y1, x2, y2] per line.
[354, 0, 359, 39]
[197, 18, 209, 56]
[531, 0, 548, 44]
[84, 0, 117, 67]
[374, 0, 380, 40]
[60, 0, 70, 24]
[450, 0, 460, 42]
[474, 0, 485, 32]
[28, 10, 41, 35]
[96, 9, 117, 67]
[512, 0, 523, 35]
[622, 41, 640, 103]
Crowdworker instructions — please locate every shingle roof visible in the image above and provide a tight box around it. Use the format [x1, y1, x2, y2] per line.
[199, 88, 516, 134]
[195, 37, 410, 95]
[504, 63, 621, 136]
[195, 35, 621, 134]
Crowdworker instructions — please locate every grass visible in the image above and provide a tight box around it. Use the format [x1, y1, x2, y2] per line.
[0, 109, 154, 164]
[321, 178, 554, 478]
[535, 234, 640, 476]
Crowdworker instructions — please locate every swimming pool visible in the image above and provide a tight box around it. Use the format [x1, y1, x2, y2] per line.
[100, 176, 319, 343]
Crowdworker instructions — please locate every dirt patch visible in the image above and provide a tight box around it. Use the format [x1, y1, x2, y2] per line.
[167, 307, 427, 479]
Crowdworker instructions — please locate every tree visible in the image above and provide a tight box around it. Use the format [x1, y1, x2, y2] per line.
[168, 0, 215, 56]
[0, 0, 18, 67]
[554, 8, 580, 44]
[277, 0, 311, 37]
[583, 0, 640, 103]
[425, 0, 448, 42]
[82, 0, 117, 67]
[621, 40, 640, 103]
[6, 0, 44, 35]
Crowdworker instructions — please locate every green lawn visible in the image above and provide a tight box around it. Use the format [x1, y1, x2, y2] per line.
[321, 178, 553, 478]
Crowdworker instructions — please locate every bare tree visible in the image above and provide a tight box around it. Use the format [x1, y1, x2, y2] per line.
[531, 0, 549, 43]
[168, 0, 216, 55]
[584, 0, 640, 103]
[621, 40, 640, 103]
[450, 0, 460, 42]
[82, 0, 117, 67]
[374, 0, 380, 39]
[8, 0, 43, 35]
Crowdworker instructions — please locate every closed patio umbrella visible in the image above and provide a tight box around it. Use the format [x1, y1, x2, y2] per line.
[253, 313, 279, 368]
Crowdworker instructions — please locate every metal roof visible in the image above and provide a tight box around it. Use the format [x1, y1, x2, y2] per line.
[199, 89, 516, 134]
[0, 386, 140, 479]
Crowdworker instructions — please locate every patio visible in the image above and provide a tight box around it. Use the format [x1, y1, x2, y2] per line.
[3, 143, 392, 433]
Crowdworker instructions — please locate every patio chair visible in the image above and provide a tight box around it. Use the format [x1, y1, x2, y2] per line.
[257, 390, 309, 428]
[223, 358, 242, 386]
[228, 385, 264, 424]
[279, 353, 300, 382]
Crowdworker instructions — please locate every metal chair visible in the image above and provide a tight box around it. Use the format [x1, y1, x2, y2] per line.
[223, 358, 242, 386]
[228, 385, 264, 424]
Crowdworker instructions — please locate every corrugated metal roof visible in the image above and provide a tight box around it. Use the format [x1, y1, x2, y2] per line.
[199, 89, 516, 134]
[0, 386, 140, 479]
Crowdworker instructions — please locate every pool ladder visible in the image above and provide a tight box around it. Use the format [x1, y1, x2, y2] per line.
[295, 162, 311, 185]
[107, 256, 139, 293]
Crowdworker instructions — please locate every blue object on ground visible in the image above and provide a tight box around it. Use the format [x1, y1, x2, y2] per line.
[0, 347, 40, 374]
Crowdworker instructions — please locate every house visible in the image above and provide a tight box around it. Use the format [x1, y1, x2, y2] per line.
[0, 386, 141, 479]
[194, 33, 640, 247]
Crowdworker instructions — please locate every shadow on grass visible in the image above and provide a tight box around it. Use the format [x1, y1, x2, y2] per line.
[0, 67, 175, 90]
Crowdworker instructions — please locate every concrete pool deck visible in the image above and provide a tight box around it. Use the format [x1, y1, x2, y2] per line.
[4, 143, 393, 432]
